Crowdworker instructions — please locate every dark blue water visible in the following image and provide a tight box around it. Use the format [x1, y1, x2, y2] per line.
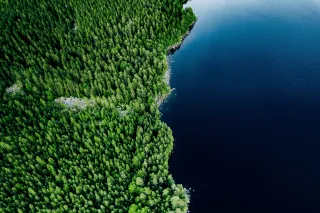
[162, 1, 320, 212]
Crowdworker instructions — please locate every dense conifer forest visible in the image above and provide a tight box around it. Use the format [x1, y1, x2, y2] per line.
[0, 0, 196, 212]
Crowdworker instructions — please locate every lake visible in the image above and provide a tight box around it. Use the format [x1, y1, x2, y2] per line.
[162, 0, 320, 212]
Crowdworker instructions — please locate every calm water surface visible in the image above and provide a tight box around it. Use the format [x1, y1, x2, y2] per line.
[162, 0, 320, 212]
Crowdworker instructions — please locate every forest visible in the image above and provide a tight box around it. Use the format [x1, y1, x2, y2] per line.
[0, 0, 196, 212]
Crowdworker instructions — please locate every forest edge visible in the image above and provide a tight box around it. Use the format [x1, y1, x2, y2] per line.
[156, 19, 197, 107]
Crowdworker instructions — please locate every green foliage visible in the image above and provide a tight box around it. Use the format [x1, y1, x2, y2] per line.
[0, 0, 196, 212]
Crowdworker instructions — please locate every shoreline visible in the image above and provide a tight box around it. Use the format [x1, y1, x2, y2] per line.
[156, 56, 174, 107]
[167, 20, 197, 55]
[156, 19, 197, 107]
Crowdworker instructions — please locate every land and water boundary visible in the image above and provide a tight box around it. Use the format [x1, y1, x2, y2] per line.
[167, 20, 197, 55]
[157, 19, 197, 107]
[0, 1, 197, 212]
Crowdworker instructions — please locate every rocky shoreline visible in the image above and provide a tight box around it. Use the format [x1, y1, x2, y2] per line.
[156, 56, 174, 107]
[156, 88, 175, 107]
[167, 20, 197, 55]
[157, 20, 197, 107]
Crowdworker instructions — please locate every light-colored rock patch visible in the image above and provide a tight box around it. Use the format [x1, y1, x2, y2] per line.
[5, 83, 22, 95]
[156, 88, 175, 107]
[164, 57, 172, 86]
[55, 97, 95, 110]
[118, 108, 128, 117]
[117, 105, 132, 117]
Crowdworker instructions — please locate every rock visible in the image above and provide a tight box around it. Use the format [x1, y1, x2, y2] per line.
[55, 97, 95, 110]
[117, 107, 128, 117]
[5, 83, 22, 95]
[167, 20, 196, 54]
[164, 57, 172, 86]
[156, 88, 175, 107]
